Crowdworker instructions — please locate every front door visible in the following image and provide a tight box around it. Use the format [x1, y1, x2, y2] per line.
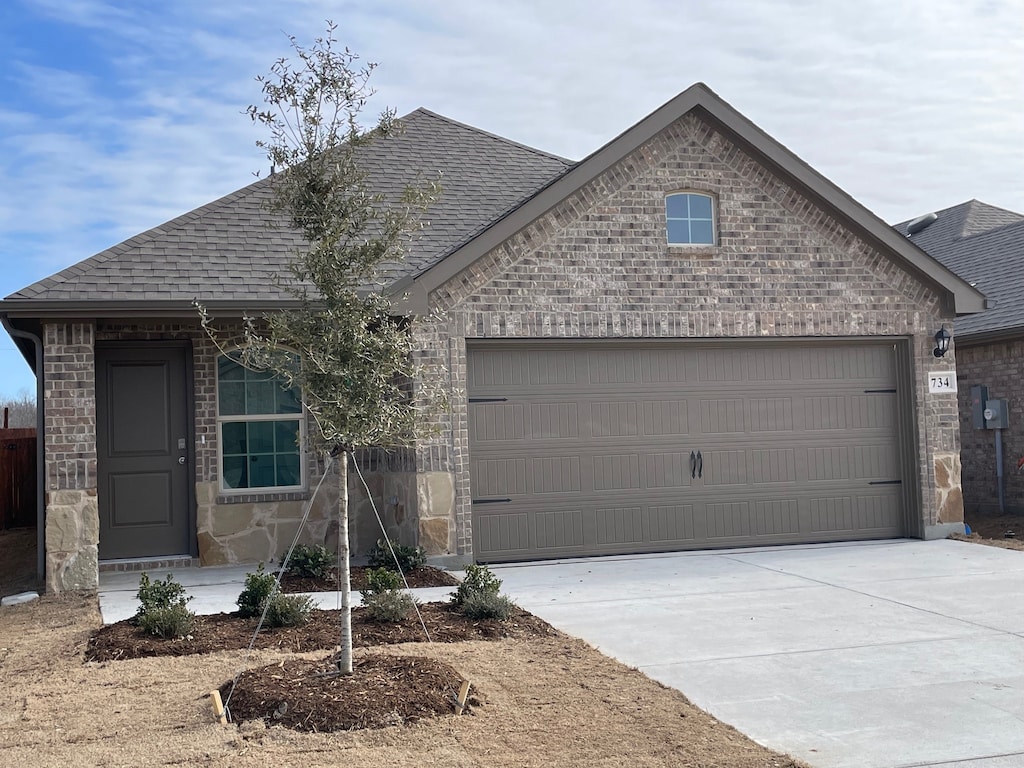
[96, 343, 192, 559]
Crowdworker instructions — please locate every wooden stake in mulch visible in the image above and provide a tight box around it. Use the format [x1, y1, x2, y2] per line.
[210, 690, 227, 725]
[454, 679, 471, 715]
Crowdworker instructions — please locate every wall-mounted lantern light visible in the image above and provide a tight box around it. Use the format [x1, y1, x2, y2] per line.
[933, 328, 952, 358]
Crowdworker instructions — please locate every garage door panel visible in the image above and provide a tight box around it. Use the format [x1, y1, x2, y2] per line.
[475, 511, 531, 555]
[536, 509, 585, 549]
[644, 453, 693, 489]
[752, 499, 802, 536]
[642, 400, 690, 435]
[530, 456, 582, 494]
[472, 458, 528, 497]
[649, 504, 697, 542]
[593, 454, 642, 491]
[808, 491, 902, 533]
[469, 342, 906, 561]
[591, 401, 640, 437]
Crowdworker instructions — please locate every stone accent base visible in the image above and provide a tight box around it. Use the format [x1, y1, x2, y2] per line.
[934, 453, 965, 524]
[45, 489, 99, 593]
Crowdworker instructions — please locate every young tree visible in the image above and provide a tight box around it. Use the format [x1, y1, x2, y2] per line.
[200, 24, 439, 674]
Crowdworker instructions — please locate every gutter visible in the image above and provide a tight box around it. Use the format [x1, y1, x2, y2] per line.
[0, 314, 45, 588]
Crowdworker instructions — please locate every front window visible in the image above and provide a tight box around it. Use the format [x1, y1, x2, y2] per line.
[666, 192, 716, 245]
[217, 353, 303, 491]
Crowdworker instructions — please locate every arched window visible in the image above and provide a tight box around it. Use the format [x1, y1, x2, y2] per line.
[216, 352, 304, 491]
[666, 192, 716, 245]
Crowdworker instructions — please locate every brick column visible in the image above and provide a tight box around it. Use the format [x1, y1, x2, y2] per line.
[43, 322, 99, 592]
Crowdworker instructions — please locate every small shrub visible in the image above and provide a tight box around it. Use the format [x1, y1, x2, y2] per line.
[138, 604, 196, 639]
[451, 563, 503, 607]
[459, 591, 515, 621]
[283, 544, 336, 580]
[135, 572, 190, 619]
[263, 592, 315, 628]
[237, 563, 278, 619]
[134, 573, 195, 638]
[367, 539, 426, 572]
[363, 567, 403, 592]
[360, 567, 417, 623]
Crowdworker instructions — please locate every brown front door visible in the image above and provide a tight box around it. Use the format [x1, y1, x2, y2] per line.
[96, 343, 193, 559]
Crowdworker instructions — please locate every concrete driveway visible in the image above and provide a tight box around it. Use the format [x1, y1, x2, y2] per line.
[491, 539, 1024, 768]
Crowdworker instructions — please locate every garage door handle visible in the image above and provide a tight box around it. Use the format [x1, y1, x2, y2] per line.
[689, 451, 697, 479]
[473, 498, 511, 504]
[696, 451, 703, 479]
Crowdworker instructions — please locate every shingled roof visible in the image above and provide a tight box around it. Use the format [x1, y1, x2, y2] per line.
[3, 109, 571, 310]
[895, 200, 1024, 339]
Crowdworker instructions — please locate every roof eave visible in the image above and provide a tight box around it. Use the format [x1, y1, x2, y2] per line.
[405, 83, 987, 316]
[0, 298, 307, 320]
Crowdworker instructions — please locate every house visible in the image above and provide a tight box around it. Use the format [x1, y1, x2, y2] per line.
[895, 201, 1024, 515]
[1, 83, 985, 593]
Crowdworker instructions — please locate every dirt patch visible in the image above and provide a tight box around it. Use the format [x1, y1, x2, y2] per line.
[953, 510, 1024, 552]
[86, 602, 557, 662]
[278, 565, 459, 593]
[2, 595, 806, 767]
[224, 652, 468, 731]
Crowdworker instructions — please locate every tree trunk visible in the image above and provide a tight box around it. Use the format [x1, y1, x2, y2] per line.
[337, 449, 353, 675]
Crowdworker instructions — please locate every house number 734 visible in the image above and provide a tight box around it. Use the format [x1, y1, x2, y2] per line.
[928, 371, 957, 394]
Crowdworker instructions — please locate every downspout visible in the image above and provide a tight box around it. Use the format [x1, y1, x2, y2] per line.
[1, 315, 45, 588]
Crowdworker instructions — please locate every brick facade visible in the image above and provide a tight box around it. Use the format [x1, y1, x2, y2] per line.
[414, 112, 964, 555]
[956, 338, 1024, 513]
[39, 110, 969, 590]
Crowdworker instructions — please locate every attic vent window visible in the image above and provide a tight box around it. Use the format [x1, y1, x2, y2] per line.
[666, 192, 716, 245]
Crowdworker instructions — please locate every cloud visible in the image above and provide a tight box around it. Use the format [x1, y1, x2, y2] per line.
[0, 0, 1022, 386]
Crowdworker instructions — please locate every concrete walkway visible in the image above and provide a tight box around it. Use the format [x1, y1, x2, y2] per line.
[491, 539, 1024, 768]
[98, 539, 1024, 767]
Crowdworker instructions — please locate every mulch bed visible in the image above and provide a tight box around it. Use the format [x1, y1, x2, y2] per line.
[86, 602, 557, 662]
[221, 652, 475, 731]
[277, 565, 459, 593]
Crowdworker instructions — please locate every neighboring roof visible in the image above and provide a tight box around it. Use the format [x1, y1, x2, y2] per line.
[895, 200, 1024, 340]
[404, 83, 986, 317]
[2, 109, 571, 315]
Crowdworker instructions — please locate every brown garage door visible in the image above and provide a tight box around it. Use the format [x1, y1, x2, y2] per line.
[468, 342, 907, 562]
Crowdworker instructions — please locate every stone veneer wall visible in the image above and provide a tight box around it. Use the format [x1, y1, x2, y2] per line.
[955, 338, 1024, 514]
[412, 111, 964, 557]
[43, 322, 99, 592]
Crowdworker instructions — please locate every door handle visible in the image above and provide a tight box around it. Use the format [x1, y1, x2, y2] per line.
[696, 451, 703, 479]
[178, 456, 186, 465]
[689, 451, 697, 479]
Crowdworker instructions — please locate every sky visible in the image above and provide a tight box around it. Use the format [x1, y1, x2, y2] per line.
[1, 0, 1022, 398]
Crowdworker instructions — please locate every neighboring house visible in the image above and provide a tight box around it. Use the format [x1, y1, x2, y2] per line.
[896, 201, 1024, 514]
[1, 83, 985, 594]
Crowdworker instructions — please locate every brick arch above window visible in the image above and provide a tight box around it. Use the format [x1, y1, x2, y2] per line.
[665, 191, 716, 245]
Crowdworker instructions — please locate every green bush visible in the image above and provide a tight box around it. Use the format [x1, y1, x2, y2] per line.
[451, 563, 503, 607]
[459, 591, 515, 621]
[135, 572, 191, 619]
[360, 567, 417, 623]
[263, 592, 315, 628]
[134, 573, 195, 638]
[363, 567, 403, 592]
[237, 563, 278, 619]
[283, 543, 336, 580]
[367, 539, 426, 572]
[138, 604, 196, 639]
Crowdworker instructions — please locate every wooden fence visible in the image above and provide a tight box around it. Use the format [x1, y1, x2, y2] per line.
[1, 426, 36, 529]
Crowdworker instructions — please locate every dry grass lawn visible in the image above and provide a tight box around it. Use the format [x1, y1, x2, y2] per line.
[0, 595, 805, 768]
